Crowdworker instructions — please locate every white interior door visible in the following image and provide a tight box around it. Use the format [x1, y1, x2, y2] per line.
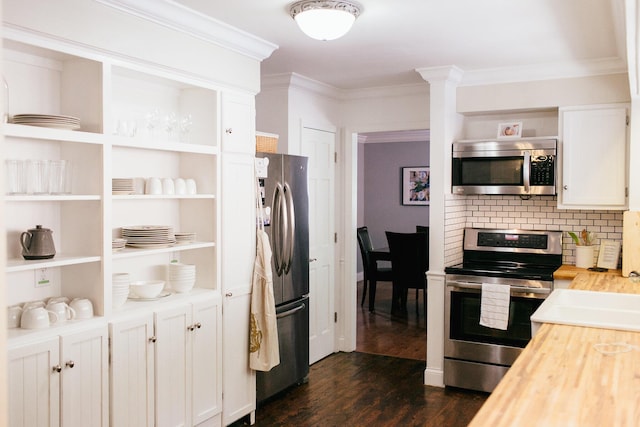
[302, 126, 336, 364]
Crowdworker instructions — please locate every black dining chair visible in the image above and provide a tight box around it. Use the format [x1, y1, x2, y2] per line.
[385, 231, 429, 319]
[357, 226, 393, 312]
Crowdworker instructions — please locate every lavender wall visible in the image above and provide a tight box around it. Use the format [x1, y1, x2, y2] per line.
[357, 140, 430, 270]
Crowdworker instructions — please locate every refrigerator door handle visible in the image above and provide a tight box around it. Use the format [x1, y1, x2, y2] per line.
[283, 182, 296, 274]
[276, 303, 306, 319]
[273, 182, 288, 276]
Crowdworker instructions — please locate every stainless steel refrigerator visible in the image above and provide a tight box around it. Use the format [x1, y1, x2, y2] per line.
[255, 152, 310, 403]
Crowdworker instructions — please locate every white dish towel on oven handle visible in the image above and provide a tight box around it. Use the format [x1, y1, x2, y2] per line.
[479, 283, 511, 330]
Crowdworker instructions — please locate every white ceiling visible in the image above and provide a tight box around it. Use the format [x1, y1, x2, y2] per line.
[175, 0, 627, 90]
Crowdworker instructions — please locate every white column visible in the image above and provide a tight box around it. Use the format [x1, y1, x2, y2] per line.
[416, 66, 463, 387]
[625, 0, 640, 209]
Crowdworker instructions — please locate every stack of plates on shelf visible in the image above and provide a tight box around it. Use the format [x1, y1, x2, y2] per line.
[174, 232, 196, 245]
[168, 263, 196, 293]
[122, 225, 176, 248]
[112, 238, 127, 252]
[112, 178, 135, 195]
[11, 114, 81, 130]
[112, 273, 130, 308]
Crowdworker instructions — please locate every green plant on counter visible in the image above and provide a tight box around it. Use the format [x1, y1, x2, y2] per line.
[568, 229, 595, 246]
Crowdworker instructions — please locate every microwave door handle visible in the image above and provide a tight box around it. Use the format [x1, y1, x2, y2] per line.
[523, 151, 531, 193]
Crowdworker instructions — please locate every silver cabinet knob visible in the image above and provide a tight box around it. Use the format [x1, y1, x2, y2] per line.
[309, 258, 317, 263]
[563, 185, 568, 190]
[225, 128, 233, 134]
[65, 360, 75, 369]
[225, 292, 233, 297]
[52, 365, 62, 373]
[149, 336, 157, 343]
[195, 322, 202, 329]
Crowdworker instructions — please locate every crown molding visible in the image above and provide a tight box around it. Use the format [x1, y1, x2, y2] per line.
[95, 0, 278, 61]
[459, 57, 627, 87]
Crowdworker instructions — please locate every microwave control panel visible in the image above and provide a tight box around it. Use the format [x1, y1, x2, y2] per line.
[530, 155, 555, 185]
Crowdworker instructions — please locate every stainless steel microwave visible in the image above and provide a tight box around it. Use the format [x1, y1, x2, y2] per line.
[451, 138, 557, 195]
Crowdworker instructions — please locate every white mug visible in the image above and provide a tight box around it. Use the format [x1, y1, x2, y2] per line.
[22, 300, 45, 310]
[47, 296, 70, 305]
[185, 178, 197, 195]
[174, 178, 186, 195]
[7, 305, 23, 328]
[46, 301, 76, 324]
[145, 177, 162, 195]
[162, 178, 175, 195]
[21, 306, 58, 329]
[70, 298, 94, 319]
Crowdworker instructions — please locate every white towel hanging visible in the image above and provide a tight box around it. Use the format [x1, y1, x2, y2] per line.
[479, 283, 511, 330]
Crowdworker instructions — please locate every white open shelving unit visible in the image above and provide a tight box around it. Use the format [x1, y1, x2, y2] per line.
[4, 34, 221, 325]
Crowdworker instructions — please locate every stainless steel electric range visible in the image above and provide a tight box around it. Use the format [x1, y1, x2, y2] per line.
[444, 228, 563, 392]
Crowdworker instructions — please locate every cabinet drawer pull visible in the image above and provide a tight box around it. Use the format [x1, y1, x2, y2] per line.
[149, 336, 157, 343]
[225, 128, 233, 134]
[52, 365, 62, 373]
[195, 322, 202, 329]
[225, 292, 233, 297]
[65, 360, 75, 369]
[188, 325, 195, 331]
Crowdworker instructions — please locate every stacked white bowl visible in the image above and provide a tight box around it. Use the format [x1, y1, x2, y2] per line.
[168, 263, 196, 293]
[112, 273, 130, 308]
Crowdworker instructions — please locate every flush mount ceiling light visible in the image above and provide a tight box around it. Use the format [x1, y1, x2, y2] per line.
[289, 0, 362, 41]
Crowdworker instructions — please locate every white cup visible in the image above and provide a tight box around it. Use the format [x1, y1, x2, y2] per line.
[21, 306, 58, 329]
[133, 177, 146, 195]
[46, 301, 76, 324]
[145, 177, 162, 195]
[162, 178, 175, 195]
[70, 298, 94, 319]
[47, 296, 70, 305]
[174, 178, 186, 195]
[22, 300, 45, 310]
[7, 305, 23, 328]
[185, 179, 197, 195]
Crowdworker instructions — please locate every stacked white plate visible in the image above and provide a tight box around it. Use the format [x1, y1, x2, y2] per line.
[122, 225, 176, 248]
[175, 232, 196, 245]
[112, 238, 127, 252]
[12, 114, 81, 130]
[112, 273, 130, 308]
[112, 178, 135, 195]
[168, 263, 196, 293]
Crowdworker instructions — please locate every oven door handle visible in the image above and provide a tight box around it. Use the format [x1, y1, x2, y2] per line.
[446, 280, 550, 295]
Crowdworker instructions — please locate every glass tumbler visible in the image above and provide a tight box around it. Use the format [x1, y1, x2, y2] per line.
[5, 159, 25, 194]
[27, 160, 50, 195]
[49, 160, 72, 194]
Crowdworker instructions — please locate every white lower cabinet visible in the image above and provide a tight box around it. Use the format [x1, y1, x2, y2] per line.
[109, 293, 222, 427]
[8, 324, 108, 427]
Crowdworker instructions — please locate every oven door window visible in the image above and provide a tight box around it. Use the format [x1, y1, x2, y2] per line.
[454, 156, 523, 186]
[449, 290, 542, 348]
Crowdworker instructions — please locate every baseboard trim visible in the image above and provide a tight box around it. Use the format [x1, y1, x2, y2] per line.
[424, 367, 444, 388]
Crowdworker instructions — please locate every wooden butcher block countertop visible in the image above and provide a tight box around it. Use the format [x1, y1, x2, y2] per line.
[468, 271, 640, 427]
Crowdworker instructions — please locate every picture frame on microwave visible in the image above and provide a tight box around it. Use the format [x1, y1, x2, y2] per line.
[402, 166, 430, 206]
[497, 122, 523, 140]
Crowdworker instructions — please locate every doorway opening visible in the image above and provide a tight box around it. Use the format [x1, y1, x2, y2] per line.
[355, 129, 430, 361]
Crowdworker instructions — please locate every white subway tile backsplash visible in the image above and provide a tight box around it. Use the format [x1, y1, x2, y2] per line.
[444, 195, 623, 267]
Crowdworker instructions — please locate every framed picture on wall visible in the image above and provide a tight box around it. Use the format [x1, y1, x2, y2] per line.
[402, 166, 430, 205]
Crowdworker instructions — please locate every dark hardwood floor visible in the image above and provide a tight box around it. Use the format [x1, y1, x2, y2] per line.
[232, 281, 488, 426]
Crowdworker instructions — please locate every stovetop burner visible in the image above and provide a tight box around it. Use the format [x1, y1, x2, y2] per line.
[445, 228, 563, 282]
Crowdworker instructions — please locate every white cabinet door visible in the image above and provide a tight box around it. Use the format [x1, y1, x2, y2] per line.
[8, 338, 60, 427]
[221, 92, 255, 154]
[222, 292, 255, 426]
[191, 297, 222, 424]
[221, 151, 256, 425]
[59, 326, 109, 427]
[109, 315, 155, 427]
[559, 104, 629, 209]
[155, 305, 192, 427]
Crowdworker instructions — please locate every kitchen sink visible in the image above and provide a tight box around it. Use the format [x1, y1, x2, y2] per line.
[530, 288, 640, 335]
